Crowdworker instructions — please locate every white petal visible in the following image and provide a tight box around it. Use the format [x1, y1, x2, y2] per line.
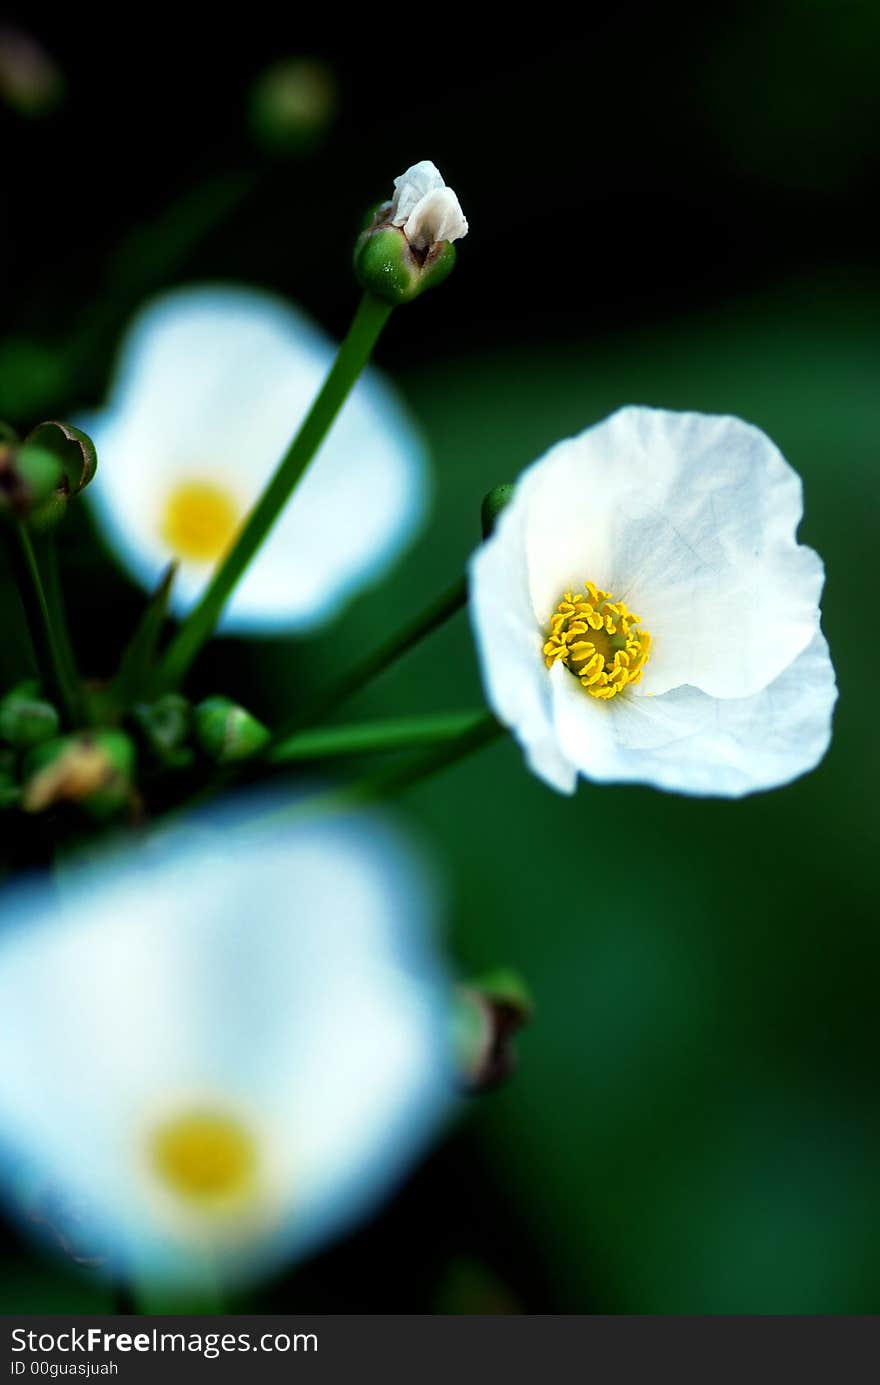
[84, 286, 428, 632]
[515, 407, 823, 699]
[404, 188, 469, 250]
[469, 500, 577, 794]
[550, 630, 837, 796]
[0, 803, 450, 1285]
[390, 160, 446, 225]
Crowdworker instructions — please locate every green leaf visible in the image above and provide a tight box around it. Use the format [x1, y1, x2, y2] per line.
[107, 564, 177, 713]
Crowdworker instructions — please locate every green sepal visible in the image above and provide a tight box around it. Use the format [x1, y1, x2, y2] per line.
[481, 483, 516, 540]
[25, 420, 97, 497]
[0, 680, 60, 750]
[0, 421, 97, 531]
[193, 695, 270, 764]
[354, 224, 456, 305]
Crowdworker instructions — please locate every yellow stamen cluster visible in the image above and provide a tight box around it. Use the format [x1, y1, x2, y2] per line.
[543, 581, 651, 700]
[150, 1110, 258, 1206]
[161, 481, 240, 563]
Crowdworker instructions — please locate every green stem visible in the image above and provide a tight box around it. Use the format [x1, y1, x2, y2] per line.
[39, 532, 91, 724]
[270, 574, 468, 746]
[154, 291, 394, 694]
[7, 522, 79, 726]
[268, 709, 487, 764]
[287, 711, 504, 818]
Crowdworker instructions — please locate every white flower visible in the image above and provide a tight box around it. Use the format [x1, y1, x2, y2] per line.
[83, 285, 428, 632]
[0, 802, 449, 1288]
[389, 160, 468, 251]
[470, 407, 837, 797]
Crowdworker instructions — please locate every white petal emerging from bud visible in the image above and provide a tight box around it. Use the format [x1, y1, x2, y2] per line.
[390, 160, 468, 251]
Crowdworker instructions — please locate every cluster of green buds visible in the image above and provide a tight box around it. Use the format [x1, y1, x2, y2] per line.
[131, 692, 269, 771]
[0, 681, 134, 820]
[354, 160, 468, 305]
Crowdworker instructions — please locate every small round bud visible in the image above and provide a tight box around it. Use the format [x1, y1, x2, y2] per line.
[193, 696, 270, 764]
[131, 694, 193, 768]
[0, 26, 65, 118]
[354, 160, 467, 306]
[481, 483, 516, 540]
[0, 420, 96, 530]
[453, 969, 533, 1094]
[22, 732, 135, 818]
[0, 681, 60, 750]
[248, 57, 336, 155]
[0, 442, 63, 527]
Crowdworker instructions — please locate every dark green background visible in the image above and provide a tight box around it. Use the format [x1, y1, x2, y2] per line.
[0, 4, 878, 1312]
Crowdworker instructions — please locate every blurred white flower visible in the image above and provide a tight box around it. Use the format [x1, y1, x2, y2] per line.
[389, 161, 468, 251]
[84, 286, 428, 632]
[0, 802, 449, 1288]
[470, 407, 836, 797]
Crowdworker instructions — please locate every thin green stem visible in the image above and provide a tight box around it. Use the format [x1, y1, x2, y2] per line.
[39, 532, 92, 725]
[284, 711, 504, 818]
[268, 709, 488, 764]
[7, 522, 79, 726]
[154, 291, 394, 694]
[270, 574, 468, 747]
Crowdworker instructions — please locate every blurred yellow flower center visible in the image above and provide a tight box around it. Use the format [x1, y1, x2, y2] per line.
[161, 482, 240, 562]
[150, 1110, 258, 1204]
[543, 582, 652, 700]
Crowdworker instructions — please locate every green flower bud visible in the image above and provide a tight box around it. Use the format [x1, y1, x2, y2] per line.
[248, 57, 336, 155]
[453, 969, 533, 1094]
[0, 680, 60, 749]
[354, 160, 467, 306]
[0, 27, 65, 118]
[193, 696, 270, 764]
[0, 442, 63, 526]
[0, 420, 96, 530]
[131, 694, 193, 768]
[22, 732, 135, 818]
[355, 225, 457, 306]
[481, 483, 516, 540]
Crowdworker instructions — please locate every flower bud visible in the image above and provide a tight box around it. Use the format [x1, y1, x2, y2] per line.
[193, 695, 270, 764]
[0, 441, 63, 526]
[0, 680, 60, 750]
[354, 160, 467, 305]
[248, 57, 336, 155]
[0, 420, 96, 530]
[131, 694, 193, 769]
[481, 483, 515, 540]
[453, 969, 533, 1094]
[22, 732, 135, 818]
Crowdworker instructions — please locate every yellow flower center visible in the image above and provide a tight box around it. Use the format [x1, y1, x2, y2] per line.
[161, 481, 240, 562]
[150, 1110, 258, 1205]
[543, 581, 652, 700]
